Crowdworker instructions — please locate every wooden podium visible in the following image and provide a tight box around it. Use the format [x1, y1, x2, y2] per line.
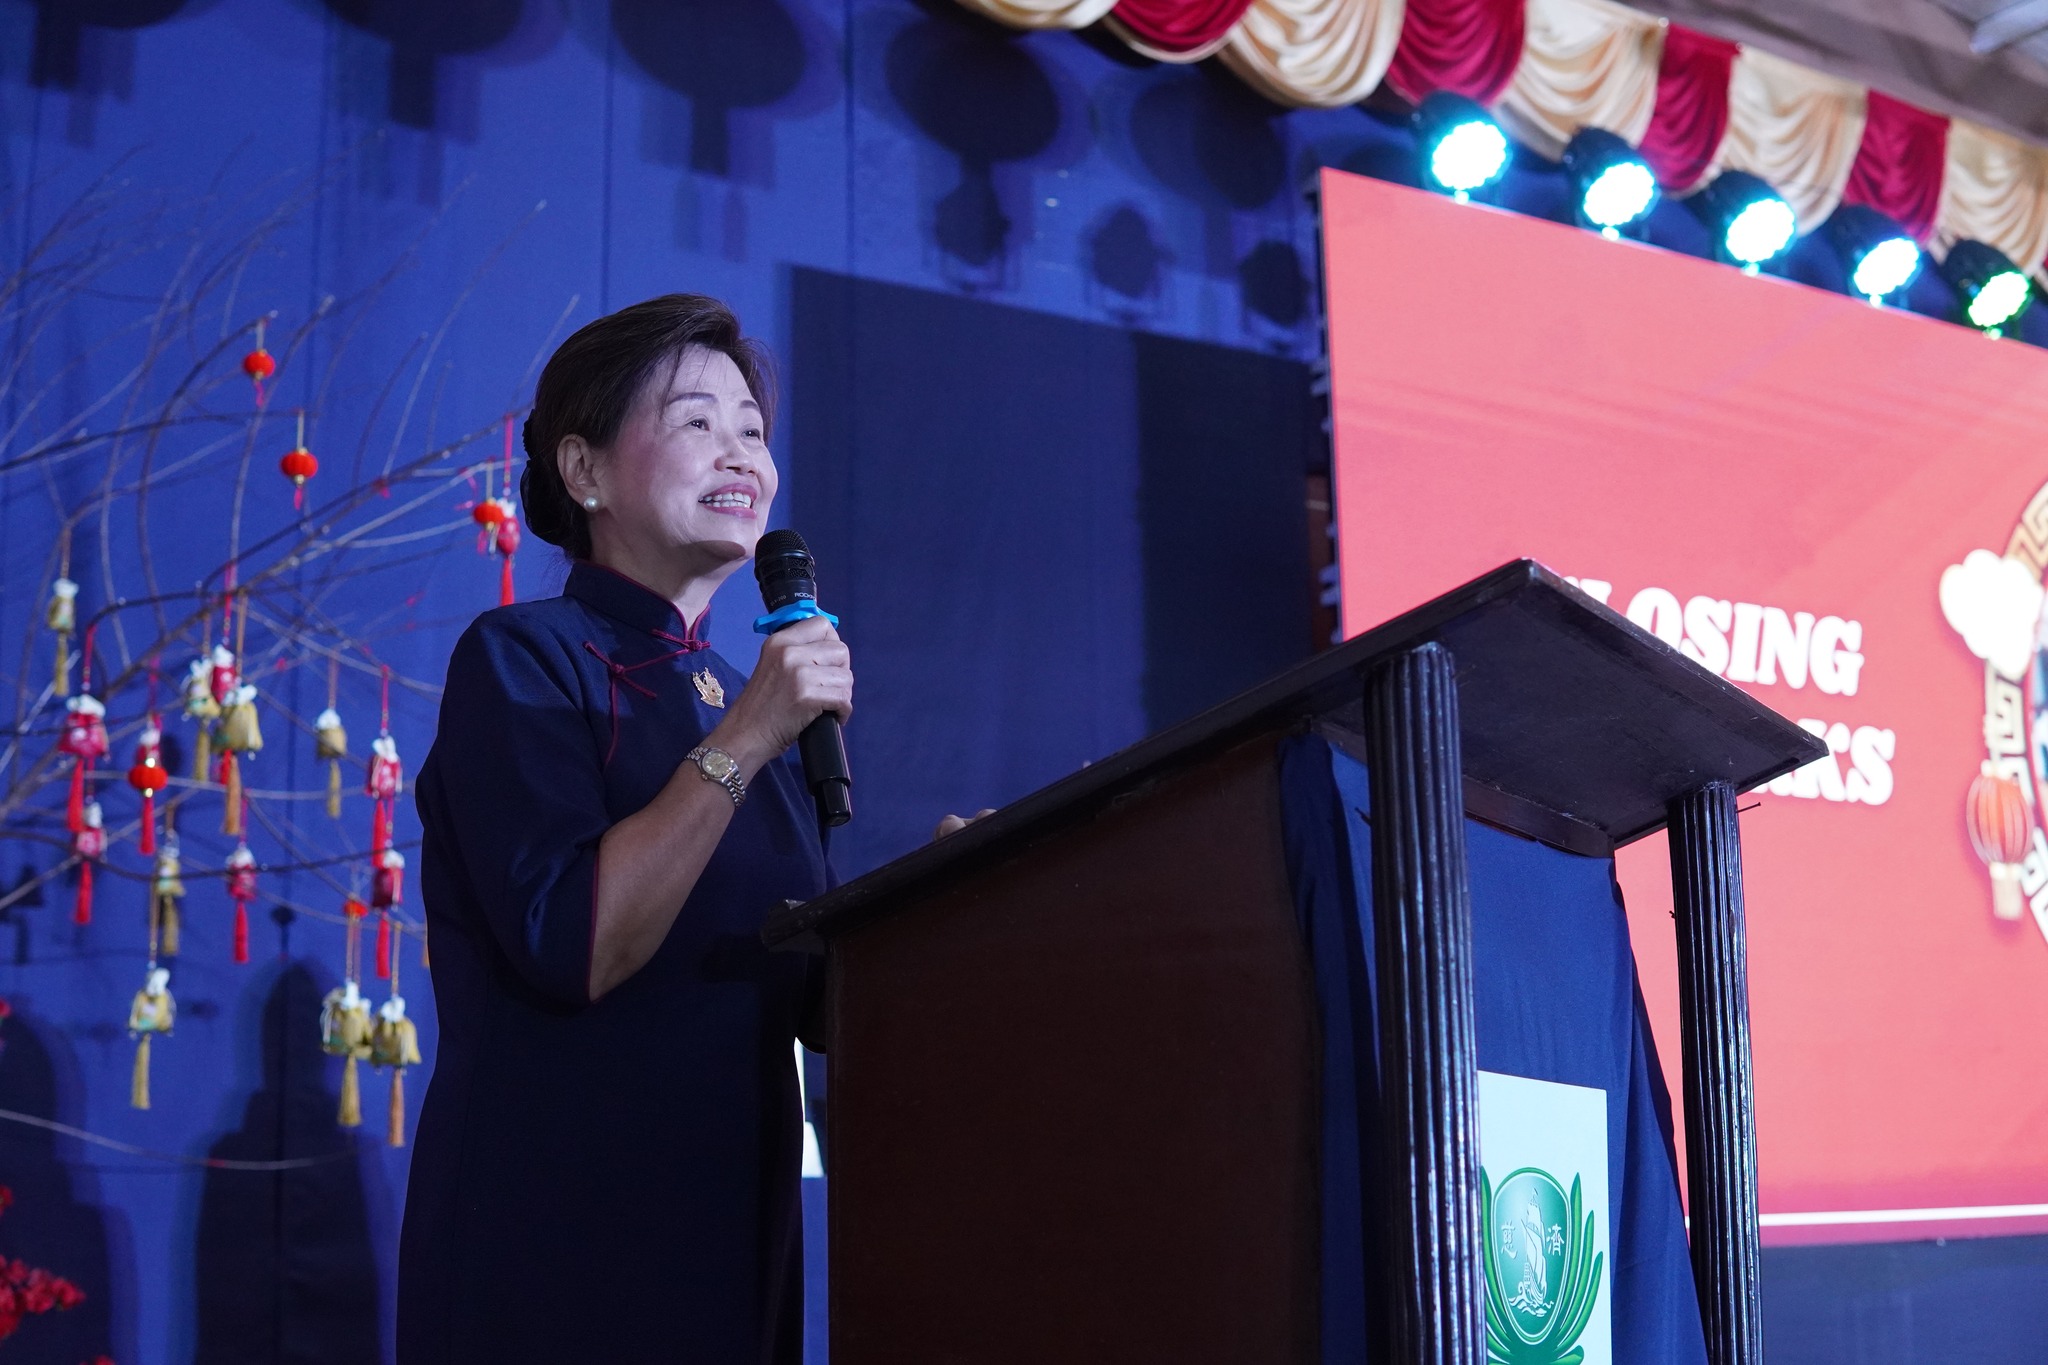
[763, 561, 1823, 1365]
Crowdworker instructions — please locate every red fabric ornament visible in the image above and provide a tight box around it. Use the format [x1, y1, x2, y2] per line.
[375, 911, 393, 979]
[71, 802, 105, 924]
[1841, 90, 1949, 244]
[57, 694, 109, 835]
[491, 499, 520, 606]
[226, 843, 258, 964]
[1107, 0, 1256, 57]
[372, 847, 405, 911]
[1384, 0, 1526, 106]
[208, 645, 239, 707]
[128, 719, 169, 856]
[1638, 24, 1740, 192]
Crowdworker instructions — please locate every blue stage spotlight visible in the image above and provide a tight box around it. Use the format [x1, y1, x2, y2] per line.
[1413, 93, 1509, 202]
[1562, 128, 1657, 238]
[1939, 239, 2034, 335]
[1827, 205, 1921, 304]
[1688, 171, 1797, 272]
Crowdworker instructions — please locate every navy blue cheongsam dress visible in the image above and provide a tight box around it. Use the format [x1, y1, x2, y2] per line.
[398, 562, 827, 1365]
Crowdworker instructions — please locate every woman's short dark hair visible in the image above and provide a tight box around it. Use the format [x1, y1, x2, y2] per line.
[519, 294, 775, 559]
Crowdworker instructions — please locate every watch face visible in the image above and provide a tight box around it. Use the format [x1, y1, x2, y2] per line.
[701, 749, 736, 780]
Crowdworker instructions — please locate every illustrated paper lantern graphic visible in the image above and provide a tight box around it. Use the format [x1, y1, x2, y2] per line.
[1966, 766, 2032, 920]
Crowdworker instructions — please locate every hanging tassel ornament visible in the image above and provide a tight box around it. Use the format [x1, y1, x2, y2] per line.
[242, 317, 276, 406]
[366, 731, 402, 845]
[71, 801, 105, 925]
[320, 980, 372, 1128]
[316, 658, 347, 819]
[182, 654, 222, 779]
[153, 834, 185, 959]
[127, 720, 169, 855]
[127, 965, 175, 1110]
[225, 843, 257, 964]
[371, 991, 422, 1148]
[216, 683, 264, 834]
[57, 692, 109, 833]
[215, 595, 261, 836]
[493, 500, 520, 607]
[279, 410, 318, 510]
[46, 575, 77, 698]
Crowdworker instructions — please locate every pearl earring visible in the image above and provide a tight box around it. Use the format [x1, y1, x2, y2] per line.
[583, 496, 599, 510]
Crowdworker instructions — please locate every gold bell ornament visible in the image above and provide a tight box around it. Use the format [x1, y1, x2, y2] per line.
[371, 992, 423, 1147]
[315, 707, 348, 820]
[320, 976, 375, 1129]
[46, 574, 77, 698]
[127, 965, 175, 1110]
[216, 682, 264, 835]
[152, 835, 186, 959]
[182, 654, 223, 779]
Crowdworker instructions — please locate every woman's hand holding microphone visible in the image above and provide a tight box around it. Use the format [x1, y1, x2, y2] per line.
[709, 615, 853, 780]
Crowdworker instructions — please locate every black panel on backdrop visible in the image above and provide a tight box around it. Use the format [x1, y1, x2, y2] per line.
[791, 266, 1314, 877]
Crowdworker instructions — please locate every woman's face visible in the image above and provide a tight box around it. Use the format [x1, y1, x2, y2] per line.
[584, 345, 778, 572]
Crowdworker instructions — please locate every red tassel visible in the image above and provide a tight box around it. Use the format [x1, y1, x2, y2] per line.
[372, 800, 389, 856]
[74, 860, 92, 925]
[376, 913, 392, 979]
[139, 792, 157, 855]
[233, 902, 249, 963]
[500, 554, 514, 607]
[67, 762, 85, 834]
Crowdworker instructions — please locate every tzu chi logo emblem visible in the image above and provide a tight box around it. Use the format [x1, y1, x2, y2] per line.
[1481, 1166, 1602, 1365]
[1940, 478, 2048, 936]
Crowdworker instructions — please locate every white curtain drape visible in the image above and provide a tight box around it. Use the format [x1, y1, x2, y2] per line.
[1492, 0, 1663, 161]
[1219, 0, 1407, 109]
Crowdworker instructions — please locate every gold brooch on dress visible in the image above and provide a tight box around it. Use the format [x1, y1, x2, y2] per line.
[693, 667, 725, 708]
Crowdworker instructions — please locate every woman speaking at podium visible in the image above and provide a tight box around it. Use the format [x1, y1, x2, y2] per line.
[397, 295, 851, 1364]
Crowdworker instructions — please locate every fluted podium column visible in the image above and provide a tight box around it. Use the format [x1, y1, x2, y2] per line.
[1364, 642, 1485, 1365]
[1667, 781, 1763, 1365]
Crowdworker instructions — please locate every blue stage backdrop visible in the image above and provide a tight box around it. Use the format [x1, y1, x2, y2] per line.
[0, 2, 2041, 1362]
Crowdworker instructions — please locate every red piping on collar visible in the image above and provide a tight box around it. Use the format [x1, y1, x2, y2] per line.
[582, 640, 703, 768]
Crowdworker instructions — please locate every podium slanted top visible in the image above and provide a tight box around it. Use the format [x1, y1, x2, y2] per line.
[763, 559, 1826, 950]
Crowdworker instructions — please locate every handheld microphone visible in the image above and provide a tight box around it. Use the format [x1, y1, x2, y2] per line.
[753, 529, 853, 829]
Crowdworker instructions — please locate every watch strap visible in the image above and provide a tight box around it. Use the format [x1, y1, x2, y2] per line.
[685, 746, 747, 808]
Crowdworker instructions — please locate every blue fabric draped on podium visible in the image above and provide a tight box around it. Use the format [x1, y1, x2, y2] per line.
[1278, 734, 1709, 1364]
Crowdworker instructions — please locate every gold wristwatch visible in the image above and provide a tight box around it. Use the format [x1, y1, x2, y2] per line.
[685, 745, 746, 808]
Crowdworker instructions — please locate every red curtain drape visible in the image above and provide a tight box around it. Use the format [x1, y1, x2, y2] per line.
[1637, 24, 1740, 191]
[1840, 90, 1949, 241]
[1384, 0, 1526, 106]
[1108, 0, 1257, 56]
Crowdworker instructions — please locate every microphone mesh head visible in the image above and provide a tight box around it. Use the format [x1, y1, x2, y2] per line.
[756, 528, 810, 562]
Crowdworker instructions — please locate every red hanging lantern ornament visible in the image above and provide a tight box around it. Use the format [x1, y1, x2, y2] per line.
[57, 691, 108, 835]
[279, 410, 318, 510]
[225, 842, 258, 964]
[127, 718, 169, 856]
[372, 846, 405, 912]
[492, 498, 520, 607]
[242, 317, 276, 406]
[365, 730, 402, 850]
[1966, 763, 2033, 921]
[71, 800, 105, 925]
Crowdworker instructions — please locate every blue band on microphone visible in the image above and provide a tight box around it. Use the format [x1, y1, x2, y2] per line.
[753, 601, 841, 634]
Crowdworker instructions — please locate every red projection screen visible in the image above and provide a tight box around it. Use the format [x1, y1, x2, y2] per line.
[1322, 167, 2048, 1245]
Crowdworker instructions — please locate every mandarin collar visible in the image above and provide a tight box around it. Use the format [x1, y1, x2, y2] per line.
[565, 561, 711, 645]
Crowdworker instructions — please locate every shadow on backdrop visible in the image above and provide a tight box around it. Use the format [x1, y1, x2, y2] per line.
[612, 0, 807, 177]
[27, 0, 188, 91]
[0, 1007, 117, 1362]
[322, 0, 526, 130]
[885, 11, 1062, 278]
[192, 960, 380, 1365]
